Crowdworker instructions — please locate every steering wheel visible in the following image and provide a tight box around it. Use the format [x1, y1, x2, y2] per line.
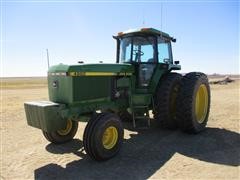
[133, 49, 144, 56]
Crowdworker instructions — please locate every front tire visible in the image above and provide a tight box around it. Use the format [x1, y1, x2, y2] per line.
[176, 72, 211, 133]
[83, 113, 124, 161]
[42, 119, 78, 144]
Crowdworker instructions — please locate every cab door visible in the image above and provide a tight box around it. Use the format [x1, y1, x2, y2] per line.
[131, 36, 157, 88]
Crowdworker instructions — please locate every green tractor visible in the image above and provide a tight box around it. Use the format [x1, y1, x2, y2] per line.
[24, 28, 211, 161]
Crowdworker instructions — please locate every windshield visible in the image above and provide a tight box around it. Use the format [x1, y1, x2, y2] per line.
[120, 36, 155, 63]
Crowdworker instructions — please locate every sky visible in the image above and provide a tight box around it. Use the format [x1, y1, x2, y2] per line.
[1, 0, 239, 77]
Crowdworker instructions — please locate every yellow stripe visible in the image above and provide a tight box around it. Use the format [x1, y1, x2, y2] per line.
[69, 72, 85, 76]
[85, 72, 116, 76]
[68, 72, 132, 77]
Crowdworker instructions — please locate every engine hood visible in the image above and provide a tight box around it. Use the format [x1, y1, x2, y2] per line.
[48, 63, 134, 76]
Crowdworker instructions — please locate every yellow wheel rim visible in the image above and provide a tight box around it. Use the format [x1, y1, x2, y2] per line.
[195, 84, 209, 123]
[102, 126, 118, 150]
[57, 120, 72, 136]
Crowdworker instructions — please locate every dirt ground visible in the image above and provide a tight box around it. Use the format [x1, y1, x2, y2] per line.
[1, 77, 240, 180]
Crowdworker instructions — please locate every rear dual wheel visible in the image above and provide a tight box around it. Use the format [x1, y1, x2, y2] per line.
[83, 113, 124, 161]
[153, 72, 210, 133]
[176, 72, 211, 133]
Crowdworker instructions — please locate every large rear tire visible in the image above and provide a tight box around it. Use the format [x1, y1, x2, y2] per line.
[176, 72, 211, 133]
[153, 72, 182, 129]
[83, 113, 124, 161]
[42, 119, 78, 144]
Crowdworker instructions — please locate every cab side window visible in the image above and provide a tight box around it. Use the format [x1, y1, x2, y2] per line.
[158, 38, 171, 63]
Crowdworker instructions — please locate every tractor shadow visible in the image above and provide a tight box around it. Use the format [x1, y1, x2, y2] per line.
[35, 124, 240, 180]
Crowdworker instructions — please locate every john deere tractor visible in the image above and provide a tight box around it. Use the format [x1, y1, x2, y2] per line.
[24, 28, 211, 161]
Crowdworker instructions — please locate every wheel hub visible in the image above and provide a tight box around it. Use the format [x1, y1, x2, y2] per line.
[195, 84, 209, 123]
[102, 126, 118, 149]
[57, 120, 72, 136]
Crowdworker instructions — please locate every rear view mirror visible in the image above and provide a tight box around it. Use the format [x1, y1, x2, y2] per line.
[174, 61, 180, 65]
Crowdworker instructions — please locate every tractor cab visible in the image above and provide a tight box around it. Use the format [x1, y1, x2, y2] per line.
[115, 28, 180, 89]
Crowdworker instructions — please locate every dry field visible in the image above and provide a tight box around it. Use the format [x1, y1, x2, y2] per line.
[1, 77, 240, 179]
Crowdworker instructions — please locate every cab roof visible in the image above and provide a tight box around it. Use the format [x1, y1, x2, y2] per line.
[116, 27, 176, 42]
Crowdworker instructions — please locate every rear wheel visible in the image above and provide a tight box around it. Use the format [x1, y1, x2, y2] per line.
[153, 73, 182, 129]
[176, 72, 211, 133]
[42, 119, 78, 144]
[83, 113, 124, 161]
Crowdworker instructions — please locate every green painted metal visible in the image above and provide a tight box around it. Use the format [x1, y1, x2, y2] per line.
[24, 27, 181, 132]
[132, 94, 152, 105]
[24, 101, 67, 132]
[48, 63, 134, 74]
[48, 63, 134, 104]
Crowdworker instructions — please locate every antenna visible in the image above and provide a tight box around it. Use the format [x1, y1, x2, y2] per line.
[160, 3, 163, 38]
[142, 7, 145, 27]
[46, 49, 50, 69]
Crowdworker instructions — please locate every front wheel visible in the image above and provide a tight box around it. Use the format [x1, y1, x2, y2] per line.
[176, 72, 211, 133]
[42, 119, 78, 144]
[83, 113, 124, 161]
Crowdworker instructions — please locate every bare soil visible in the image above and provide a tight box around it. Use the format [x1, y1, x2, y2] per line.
[1, 77, 240, 179]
